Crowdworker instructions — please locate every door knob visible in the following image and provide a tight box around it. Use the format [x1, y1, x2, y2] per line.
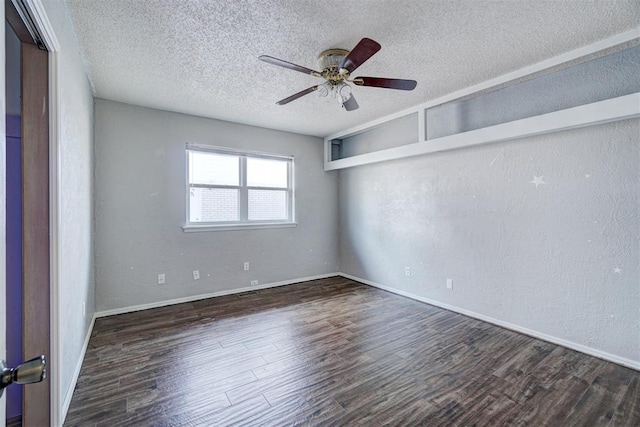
[0, 355, 46, 397]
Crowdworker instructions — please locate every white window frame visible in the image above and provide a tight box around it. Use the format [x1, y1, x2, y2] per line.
[183, 143, 296, 232]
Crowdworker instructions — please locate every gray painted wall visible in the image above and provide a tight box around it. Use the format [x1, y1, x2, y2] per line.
[94, 99, 338, 311]
[42, 0, 95, 410]
[338, 118, 640, 364]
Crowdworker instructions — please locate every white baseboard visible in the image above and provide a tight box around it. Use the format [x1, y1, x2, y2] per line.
[339, 272, 640, 371]
[61, 313, 96, 424]
[95, 273, 339, 318]
[60, 269, 637, 427]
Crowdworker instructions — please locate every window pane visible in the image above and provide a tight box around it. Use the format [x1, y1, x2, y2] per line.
[189, 150, 239, 186]
[248, 189, 288, 221]
[247, 157, 288, 188]
[190, 187, 239, 222]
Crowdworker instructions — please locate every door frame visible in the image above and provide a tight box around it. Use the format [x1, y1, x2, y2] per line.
[23, 2, 61, 425]
[4, 0, 61, 424]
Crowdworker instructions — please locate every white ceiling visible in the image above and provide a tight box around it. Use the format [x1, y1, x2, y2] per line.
[64, 0, 639, 137]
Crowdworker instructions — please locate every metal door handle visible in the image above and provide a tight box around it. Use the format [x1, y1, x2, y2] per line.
[0, 355, 46, 397]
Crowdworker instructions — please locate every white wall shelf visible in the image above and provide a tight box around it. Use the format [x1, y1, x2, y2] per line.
[324, 92, 640, 171]
[324, 28, 640, 171]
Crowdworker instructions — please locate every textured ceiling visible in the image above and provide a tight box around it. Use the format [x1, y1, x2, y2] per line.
[64, 0, 640, 137]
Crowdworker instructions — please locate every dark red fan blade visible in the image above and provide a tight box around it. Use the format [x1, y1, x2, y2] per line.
[354, 77, 417, 90]
[276, 86, 318, 105]
[339, 38, 381, 74]
[342, 94, 359, 111]
[259, 55, 319, 76]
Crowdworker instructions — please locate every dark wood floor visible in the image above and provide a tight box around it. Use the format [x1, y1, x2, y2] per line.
[64, 277, 639, 426]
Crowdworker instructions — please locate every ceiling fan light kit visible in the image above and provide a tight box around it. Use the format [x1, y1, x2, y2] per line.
[316, 49, 357, 109]
[259, 38, 417, 111]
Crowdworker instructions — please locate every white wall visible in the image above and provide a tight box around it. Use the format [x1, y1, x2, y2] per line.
[41, 0, 95, 416]
[94, 99, 338, 312]
[338, 118, 640, 365]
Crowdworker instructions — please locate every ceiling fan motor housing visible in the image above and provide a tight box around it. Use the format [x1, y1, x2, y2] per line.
[318, 49, 350, 82]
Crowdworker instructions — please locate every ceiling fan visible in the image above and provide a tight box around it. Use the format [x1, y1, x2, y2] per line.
[259, 38, 417, 111]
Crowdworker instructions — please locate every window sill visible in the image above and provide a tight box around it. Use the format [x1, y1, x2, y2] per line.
[182, 222, 298, 233]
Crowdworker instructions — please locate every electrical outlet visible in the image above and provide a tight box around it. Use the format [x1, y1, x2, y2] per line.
[405, 267, 411, 276]
[244, 262, 250, 271]
[446, 278, 453, 290]
[250, 280, 259, 286]
[193, 270, 200, 280]
[158, 273, 166, 285]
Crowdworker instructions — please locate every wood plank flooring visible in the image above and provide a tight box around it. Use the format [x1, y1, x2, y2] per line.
[64, 277, 640, 426]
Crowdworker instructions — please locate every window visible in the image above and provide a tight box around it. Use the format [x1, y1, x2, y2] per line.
[185, 144, 294, 230]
